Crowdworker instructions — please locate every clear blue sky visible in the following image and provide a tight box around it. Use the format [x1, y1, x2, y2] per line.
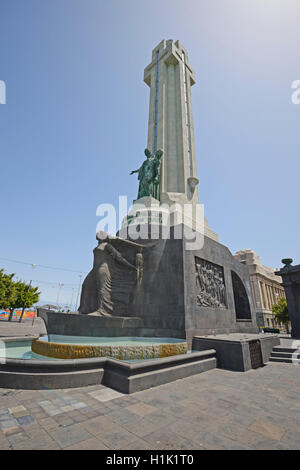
[0, 0, 299, 307]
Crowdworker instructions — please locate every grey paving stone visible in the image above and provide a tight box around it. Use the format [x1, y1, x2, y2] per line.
[38, 417, 60, 431]
[63, 437, 109, 450]
[0, 419, 17, 429]
[216, 422, 268, 448]
[97, 428, 144, 450]
[0, 362, 300, 450]
[121, 438, 159, 450]
[53, 414, 75, 427]
[3, 426, 22, 437]
[281, 430, 300, 449]
[81, 409, 101, 419]
[88, 388, 124, 402]
[48, 424, 93, 448]
[248, 419, 286, 441]
[126, 402, 157, 417]
[81, 415, 124, 437]
[120, 416, 171, 438]
[142, 427, 205, 450]
[109, 408, 141, 426]
[254, 438, 281, 450]
[32, 438, 62, 450]
[25, 426, 58, 442]
[224, 441, 252, 450]
[16, 415, 35, 426]
[189, 430, 236, 450]
[100, 401, 123, 412]
[260, 412, 300, 433]
[142, 409, 176, 428]
[71, 413, 88, 424]
[226, 412, 255, 428]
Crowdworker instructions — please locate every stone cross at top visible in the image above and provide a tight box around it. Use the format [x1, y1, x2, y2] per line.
[144, 40, 198, 204]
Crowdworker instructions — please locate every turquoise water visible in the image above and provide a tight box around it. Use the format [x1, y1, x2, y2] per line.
[39, 335, 186, 346]
[0, 336, 187, 361]
[1, 341, 59, 360]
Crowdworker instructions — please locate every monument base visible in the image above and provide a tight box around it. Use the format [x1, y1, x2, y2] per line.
[77, 223, 258, 345]
[116, 223, 258, 344]
[193, 333, 279, 371]
[121, 195, 219, 242]
[37, 309, 143, 337]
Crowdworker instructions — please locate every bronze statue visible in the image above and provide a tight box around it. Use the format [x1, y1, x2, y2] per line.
[79, 231, 154, 316]
[130, 148, 163, 200]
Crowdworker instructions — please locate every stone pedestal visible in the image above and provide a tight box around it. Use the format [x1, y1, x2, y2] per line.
[122, 195, 219, 242]
[121, 196, 170, 230]
[116, 224, 258, 343]
[276, 261, 300, 338]
[193, 333, 279, 371]
[78, 224, 258, 343]
[37, 309, 143, 337]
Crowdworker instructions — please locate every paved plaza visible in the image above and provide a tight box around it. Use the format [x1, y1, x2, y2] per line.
[0, 361, 299, 450]
[0, 318, 46, 338]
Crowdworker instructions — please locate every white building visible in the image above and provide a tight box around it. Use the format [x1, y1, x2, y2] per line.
[234, 250, 287, 331]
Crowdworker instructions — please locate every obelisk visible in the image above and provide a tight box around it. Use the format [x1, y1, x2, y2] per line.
[143, 40, 218, 241]
[144, 40, 198, 197]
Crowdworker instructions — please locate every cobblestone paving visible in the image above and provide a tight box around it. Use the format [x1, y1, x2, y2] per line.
[0, 362, 299, 450]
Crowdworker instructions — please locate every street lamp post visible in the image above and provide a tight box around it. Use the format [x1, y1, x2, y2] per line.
[56, 283, 64, 310]
[70, 287, 75, 312]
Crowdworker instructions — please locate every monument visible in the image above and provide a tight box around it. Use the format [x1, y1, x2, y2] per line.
[79, 39, 259, 344]
[1, 40, 281, 395]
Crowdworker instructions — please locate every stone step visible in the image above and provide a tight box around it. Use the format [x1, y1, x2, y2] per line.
[272, 346, 300, 353]
[104, 349, 217, 393]
[269, 356, 300, 364]
[270, 351, 300, 359]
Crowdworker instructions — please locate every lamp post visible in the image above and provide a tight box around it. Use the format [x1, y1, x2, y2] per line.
[56, 283, 64, 310]
[70, 287, 75, 312]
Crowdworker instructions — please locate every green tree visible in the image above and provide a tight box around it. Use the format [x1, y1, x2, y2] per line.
[272, 297, 290, 334]
[17, 282, 40, 323]
[0, 272, 40, 322]
[0, 270, 18, 321]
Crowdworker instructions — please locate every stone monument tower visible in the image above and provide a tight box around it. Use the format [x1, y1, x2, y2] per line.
[144, 40, 198, 199]
[124, 39, 218, 240]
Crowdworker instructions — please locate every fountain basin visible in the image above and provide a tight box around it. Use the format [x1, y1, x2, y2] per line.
[32, 335, 188, 360]
[0, 336, 216, 391]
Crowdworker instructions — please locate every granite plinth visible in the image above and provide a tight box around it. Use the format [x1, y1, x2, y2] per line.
[37, 309, 143, 337]
[192, 333, 280, 372]
[117, 224, 258, 343]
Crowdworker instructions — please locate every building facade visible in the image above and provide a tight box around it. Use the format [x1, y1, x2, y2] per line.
[234, 250, 288, 331]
